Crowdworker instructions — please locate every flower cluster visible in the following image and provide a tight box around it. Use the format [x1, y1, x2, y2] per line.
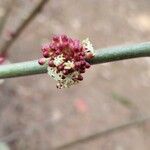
[38, 34, 94, 89]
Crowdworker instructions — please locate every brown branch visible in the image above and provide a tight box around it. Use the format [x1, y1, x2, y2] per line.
[54, 116, 150, 150]
[0, 0, 15, 36]
[0, 0, 49, 55]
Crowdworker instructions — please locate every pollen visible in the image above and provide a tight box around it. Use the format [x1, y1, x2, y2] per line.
[82, 38, 95, 54]
[53, 54, 64, 66]
[64, 61, 74, 69]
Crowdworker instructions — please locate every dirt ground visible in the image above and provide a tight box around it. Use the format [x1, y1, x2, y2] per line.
[0, 0, 150, 149]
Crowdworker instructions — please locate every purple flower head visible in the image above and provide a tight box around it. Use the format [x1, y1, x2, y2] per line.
[38, 35, 94, 88]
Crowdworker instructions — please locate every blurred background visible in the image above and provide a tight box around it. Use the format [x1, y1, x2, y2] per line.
[0, 0, 150, 149]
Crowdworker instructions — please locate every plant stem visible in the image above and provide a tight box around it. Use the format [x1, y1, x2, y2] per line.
[0, 0, 49, 54]
[0, 42, 150, 79]
[0, 60, 47, 78]
[89, 42, 150, 64]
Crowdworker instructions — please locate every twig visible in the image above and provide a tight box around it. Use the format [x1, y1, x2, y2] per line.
[0, 0, 15, 37]
[0, 42, 150, 78]
[0, 60, 47, 78]
[0, 0, 49, 54]
[0, 115, 149, 149]
[54, 116, 150, 150]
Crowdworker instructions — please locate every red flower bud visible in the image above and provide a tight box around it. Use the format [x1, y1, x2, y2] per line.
[38, 58, 46, 65]
[77, 75, 83, 81]
[85, 52, 94, 59]
[43, 51, 50, 58]
[48, 60, 55, 67]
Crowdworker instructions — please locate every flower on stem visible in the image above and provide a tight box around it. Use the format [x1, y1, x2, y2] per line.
[38, 34, 95, 89]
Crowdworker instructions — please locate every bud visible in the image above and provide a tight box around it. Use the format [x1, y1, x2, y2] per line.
[38, 58, 46, 65]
